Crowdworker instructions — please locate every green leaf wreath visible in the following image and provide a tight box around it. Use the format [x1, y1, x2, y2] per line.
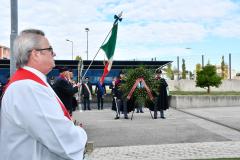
[121, 67, 158, 108]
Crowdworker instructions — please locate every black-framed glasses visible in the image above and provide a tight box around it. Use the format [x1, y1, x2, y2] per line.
[35, 46, 54, 56]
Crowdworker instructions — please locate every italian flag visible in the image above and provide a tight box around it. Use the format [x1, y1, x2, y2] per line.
[100, 23, 118, 82]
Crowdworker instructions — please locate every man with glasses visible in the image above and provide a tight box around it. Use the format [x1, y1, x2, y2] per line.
[0, 29, 87, 160]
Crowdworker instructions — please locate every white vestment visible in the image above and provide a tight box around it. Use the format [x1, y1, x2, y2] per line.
[0, 66, 87, 160]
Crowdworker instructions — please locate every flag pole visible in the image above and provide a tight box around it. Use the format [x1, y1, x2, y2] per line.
[81, 11, 122, 80]
[77, 59, 84, 111]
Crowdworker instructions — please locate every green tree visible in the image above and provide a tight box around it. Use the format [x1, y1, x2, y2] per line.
[196, 63, 202, 73]
[182, 59, 186, 79]
[221, 56, 225, 78]
[224, 65, 228, 79]
[166, 63, 174, 80]
[189, 71, 193, 79]
[220, 56, 228, 79]
[196, 64, 222, 93]
[75, 55, 82, 61]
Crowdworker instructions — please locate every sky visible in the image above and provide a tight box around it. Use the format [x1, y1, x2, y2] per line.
[1, 0, 240, 73]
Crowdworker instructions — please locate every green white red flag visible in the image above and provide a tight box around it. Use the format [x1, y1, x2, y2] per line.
[100, 23, 118, 82]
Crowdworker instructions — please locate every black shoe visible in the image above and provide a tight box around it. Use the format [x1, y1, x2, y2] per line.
[124, 117, 129, 119]
[160, 116, 166, 119]
[154, 117, 157, 119]
[136, 111, 139, 113]
[114, 116, 120, 120]
[140, 111, 144, 113]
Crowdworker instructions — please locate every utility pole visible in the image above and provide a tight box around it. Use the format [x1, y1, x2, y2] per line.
[229, 53, 231, 80]
[10, 0, 18, 76]
[202, 54, 204, 68]
[177, 56, 180, 80]
[85, 28, 89, 60]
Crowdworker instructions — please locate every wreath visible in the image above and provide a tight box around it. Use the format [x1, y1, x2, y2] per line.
[121, 67, 158, 108]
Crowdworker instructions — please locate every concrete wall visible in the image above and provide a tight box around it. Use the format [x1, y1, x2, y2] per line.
[169, 95, 240, 108]
[167, 79, 240, 92]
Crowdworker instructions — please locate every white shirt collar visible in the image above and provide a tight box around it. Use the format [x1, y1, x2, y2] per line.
[23, 66, 48, 83]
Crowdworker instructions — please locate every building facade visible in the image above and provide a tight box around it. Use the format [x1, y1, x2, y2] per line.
[0, 59, 172, 85]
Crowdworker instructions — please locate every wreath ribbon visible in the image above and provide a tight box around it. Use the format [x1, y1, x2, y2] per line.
[127, 78, 153, 100]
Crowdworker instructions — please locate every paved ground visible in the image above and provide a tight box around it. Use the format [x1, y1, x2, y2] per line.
[73, 104, 240, 160]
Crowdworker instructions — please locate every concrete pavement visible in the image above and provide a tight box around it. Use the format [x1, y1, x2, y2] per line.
[84, 141, 240, 160]
[73, 104, 240, 160]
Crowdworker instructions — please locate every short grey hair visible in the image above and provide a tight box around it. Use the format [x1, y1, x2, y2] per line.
[13, 29, 45, 68]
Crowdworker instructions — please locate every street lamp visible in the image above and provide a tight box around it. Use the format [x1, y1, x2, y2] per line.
[85, 28, 89, 60]
[66, 39, 73, 60]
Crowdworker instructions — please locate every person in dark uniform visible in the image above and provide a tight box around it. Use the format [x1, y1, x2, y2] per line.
[114, 71, 129, 119]
[68, 69, 78, 112]
[154, 69, 169, 119]
[95, 78, 106, 110]
[53, 67, 80, 116]
[135, 81, 144, 113]
[110, 77, 118, 116]
[81, 77, 92, 110]
[0, 82, 3, 97]
[47, 76, 55, 87]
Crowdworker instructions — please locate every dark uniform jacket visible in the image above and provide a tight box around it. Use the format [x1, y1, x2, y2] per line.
[53, 76, 78, 111]
[112, 78, 133, 112]
[81, 82, 92, 98]
[156, 78, 169, 110]
[95, 82, 106, 97]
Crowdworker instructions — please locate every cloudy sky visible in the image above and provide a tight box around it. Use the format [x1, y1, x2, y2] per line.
[1, 0, 240, 72]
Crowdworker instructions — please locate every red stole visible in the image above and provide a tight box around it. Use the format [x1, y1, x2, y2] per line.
[4, 68, 71, 120]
